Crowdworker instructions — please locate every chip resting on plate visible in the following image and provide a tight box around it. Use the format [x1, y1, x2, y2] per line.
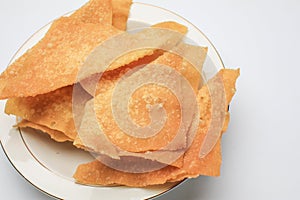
[1, 0, 240, 188]
[73, 69, 240, 186]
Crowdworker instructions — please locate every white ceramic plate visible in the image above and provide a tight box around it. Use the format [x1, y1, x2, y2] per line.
[0, 2, 224, 200]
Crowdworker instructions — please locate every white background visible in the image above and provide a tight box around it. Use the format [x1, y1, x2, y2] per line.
[0, 0, 300, 199]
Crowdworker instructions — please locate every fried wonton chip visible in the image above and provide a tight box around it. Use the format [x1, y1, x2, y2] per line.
[104, 21, 189, 72]
[77, 21, 188, 81]
[70, 0, 112, 24]
[112, 0, 132, 30]
[17, 120, 71, 142]
[93, 69, 182, 152]
[5, 84, 92, 140]
[0, 20, 187, 99]
[79, 21, 188, 95]
[3, 50, 163, 147]
[2, 50, 159, 152]
[73, 69, 240, 187]
[77, 46, 206, 154]
[172, 69, 240, 179]
[152, 21, 188, 35]
[74, 97, 186, 166]
[70, 0, 132, 30]
[94, 152, 184, 170]
[74, 43, 207, 173]
[5, 86, 76, 139]
[80, 50, 164, 95]
[118, 151, 184, 169]
[74, 159, 180, 187]
[98, 45, 207, 152]
[0, 17, 121, 99]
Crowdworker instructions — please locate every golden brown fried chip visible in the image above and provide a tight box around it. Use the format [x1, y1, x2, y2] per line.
[0, 17, 121, 99]
[118, 151, 184, 169]
[0, 0, 239, 188]
[80, 50, 164, 95]
[154, 43, 207, 93]
[84, 53, 184, 153]
[97, 47, 207, 152]
[152, 21, 188, 35]
[78, 21, 188, 81]
[70, 0, 112, 24]
[0, 20, 188, 99]
[17, 120, 71, 142]
[73, 69, 240, 187]
[5, 84, 92, 140]
[174, 69, 240, 178]
[5, 86, 77, 139]
[94, 83, 181, 152]
[95, 154, 184, 172]
[112, 0, 132, 30]
[106, 21, 188, 71]
[74, 159, 180, 187]
[75, 46, 207, 171]
[107, 21, 187, 70]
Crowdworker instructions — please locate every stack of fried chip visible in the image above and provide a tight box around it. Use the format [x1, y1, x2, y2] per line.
[0, 0, 240, 187]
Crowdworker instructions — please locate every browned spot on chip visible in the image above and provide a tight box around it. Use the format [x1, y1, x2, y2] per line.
[0, 17, 121, 99]
[70, 0, 112, 24]
[17, 120, 71, 142]
[112, 0, 132, 30]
